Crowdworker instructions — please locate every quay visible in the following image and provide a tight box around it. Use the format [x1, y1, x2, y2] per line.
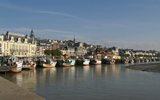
[0, 76, 45, 100]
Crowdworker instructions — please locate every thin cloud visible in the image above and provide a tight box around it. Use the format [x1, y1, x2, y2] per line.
[0, 27, 74, 35]
[34, 11, 79, 18]
[0, 3, 79, 18]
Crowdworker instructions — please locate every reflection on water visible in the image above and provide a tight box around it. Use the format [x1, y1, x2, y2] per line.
[1, 64, 160, 100]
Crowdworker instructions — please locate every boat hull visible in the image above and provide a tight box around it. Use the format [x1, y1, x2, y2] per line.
[22, 64, 36, 70]
[90, 59, 102, 65]
[83, 60, 90, 66]
[62, 63, 71, 67]
[43, 63, 56, 68]
[11, 61, 23, 73]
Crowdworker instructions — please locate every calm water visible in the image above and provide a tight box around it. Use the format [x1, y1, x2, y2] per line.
[1, 63, 160, 100]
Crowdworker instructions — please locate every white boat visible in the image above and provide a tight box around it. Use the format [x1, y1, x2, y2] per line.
[90, 59, 102, 65]
[38, 58, 57, 68]
[11, 57, 23, 73]
[68, 59, 76, 66]
[83, 59, 90, 66]
[22, 58, 36, 70]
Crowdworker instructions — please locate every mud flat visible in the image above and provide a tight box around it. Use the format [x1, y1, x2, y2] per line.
[0, 76, 45, 100]
[125, 63, 160, 73]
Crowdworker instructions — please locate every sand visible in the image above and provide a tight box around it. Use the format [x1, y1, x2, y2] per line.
[125, 63, 160, 73]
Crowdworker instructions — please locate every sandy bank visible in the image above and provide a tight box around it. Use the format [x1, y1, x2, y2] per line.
[125, 63, 160, 73]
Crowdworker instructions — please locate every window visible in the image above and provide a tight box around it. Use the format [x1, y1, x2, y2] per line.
[15, 45, 17, 50]
[11, 44, 13, 49]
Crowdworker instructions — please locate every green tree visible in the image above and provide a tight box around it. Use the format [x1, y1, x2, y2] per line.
[50, 50, 62, 56]
[119, 53, 130, 57]
[44, 50, 51, 55]
[57, 50, 62, 56]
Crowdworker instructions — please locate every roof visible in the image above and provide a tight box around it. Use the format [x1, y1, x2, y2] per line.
[2, 31, 36, 44]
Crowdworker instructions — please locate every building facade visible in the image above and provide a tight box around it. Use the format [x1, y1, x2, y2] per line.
[0, 30, 37, 57]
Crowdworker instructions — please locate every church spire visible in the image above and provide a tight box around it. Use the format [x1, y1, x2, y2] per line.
[73, 35, 76, 43]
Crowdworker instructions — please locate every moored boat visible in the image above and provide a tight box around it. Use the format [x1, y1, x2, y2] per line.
[129, 59, 134, 64]
[121, 58, 129, 64]
[82, 59, 90, 66]
[0, 57, 12, 73]
[22, 57, 36, 70]
[43, 59, 57, 68]
[68, 59, 76, 66]
[11, 59, 23, 73]
[105, 59, 115, 64]
[90, 59, 102, 65]
[57, 59, 71, 67]
[37, 57, 57, 68]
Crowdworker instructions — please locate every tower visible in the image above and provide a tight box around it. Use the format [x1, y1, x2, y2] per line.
[30, 29, 35, 39]
[73, 35, 76, 43]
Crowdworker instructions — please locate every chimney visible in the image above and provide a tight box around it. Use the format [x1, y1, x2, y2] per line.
[6, 31, 9, 39]
[25, 35, 28, 39]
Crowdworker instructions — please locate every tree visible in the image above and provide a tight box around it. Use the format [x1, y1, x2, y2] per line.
[44, 50, 50, 55]
[83, 42, 89, 47]
[46, 50, 62, 56]
[119, 53, 130, 57]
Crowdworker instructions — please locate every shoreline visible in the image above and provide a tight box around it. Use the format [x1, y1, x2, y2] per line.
[125, 62, 160, 73]
[0, 76, 45, 100]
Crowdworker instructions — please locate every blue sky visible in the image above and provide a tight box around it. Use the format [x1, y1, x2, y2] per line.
[1, 0, 160, 50]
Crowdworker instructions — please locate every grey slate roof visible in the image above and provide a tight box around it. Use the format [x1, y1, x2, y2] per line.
[2, 31, 36, 44]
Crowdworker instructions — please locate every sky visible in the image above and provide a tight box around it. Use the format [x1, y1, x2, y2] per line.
[0, 0, 160, 51]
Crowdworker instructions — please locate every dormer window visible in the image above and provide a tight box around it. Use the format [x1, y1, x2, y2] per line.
[18, 37, 21, 43]
[24, 39, 28, 43]
[10, 37, 14, 42]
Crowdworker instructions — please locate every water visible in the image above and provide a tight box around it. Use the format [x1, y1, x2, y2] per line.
[1, 63, 160, 100]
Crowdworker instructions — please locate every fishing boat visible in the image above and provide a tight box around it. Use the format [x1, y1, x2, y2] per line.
[0, 57, 12, 73]
[57, 59, 71, 67]
[22, 57, 36, 70]
[144, 58, 149, 62]
[101, 56, 115, 64]
[68, 58, 76, 66]
[121, 58, 129, 64]
[43, 59, 57, 68]
[140, 59, 144, 63]
[82, 59, 90, 66]
[76, 58, 90, 66]
[129, 59, 134, 64]
[38, 57, 57, 68]
[90, 59, 102, 65]
[106, 59, 115, 64]
[11, 57, 23, 73]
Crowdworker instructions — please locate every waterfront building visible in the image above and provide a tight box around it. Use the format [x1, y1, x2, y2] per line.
[73, 42, 84, 48]
[109, 46, 121, 59]
[36, 39, 57, 56]
[57, 43, 75, 56]
[75, 47, 87, 56]
[0, 30, 37, 57]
